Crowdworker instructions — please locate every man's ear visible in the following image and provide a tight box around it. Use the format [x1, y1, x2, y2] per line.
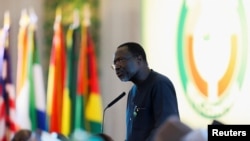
[136, 55, 143, 61]
[136, 55, 146, 67]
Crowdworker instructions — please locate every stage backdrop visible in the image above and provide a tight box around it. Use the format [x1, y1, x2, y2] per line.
[142, 0, 250, 128]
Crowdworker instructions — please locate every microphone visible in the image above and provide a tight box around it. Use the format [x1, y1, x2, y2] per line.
[106, 92, 126, 109]
[101, 92, 126, 133]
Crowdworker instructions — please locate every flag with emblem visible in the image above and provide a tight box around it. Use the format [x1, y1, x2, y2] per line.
[75, 5, 103, 133]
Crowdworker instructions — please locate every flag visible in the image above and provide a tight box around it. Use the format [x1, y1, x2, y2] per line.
[74, 18, 88, 132]
[60, 26, 72, 135]
[16, 9, 32, 130]
[16, 9, 47, 132]
[85, 26, 103, 134]
[46, 8, 66, 133]
[27, 9, 47, 131]
[0, 38, 18, 141]
[61, 9, 80, 135]
[0, 11, 18, 141]
[0, 87, 6, 141]
[74, 5, 103, 133]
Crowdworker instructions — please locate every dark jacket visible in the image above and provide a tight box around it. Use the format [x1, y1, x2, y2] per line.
[126, 70, 180, 141]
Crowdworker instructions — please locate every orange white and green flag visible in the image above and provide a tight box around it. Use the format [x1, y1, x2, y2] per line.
[16, 9, 47, 132]
[15, 9, 31, 130]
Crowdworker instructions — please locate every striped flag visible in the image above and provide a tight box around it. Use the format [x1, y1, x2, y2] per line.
[16, 9, 47, 132]
[74, 18, 88, 132]
[65, 14, 82, 135]
[16, 9, 32, 130]
[46, 8, 66, 133]
[0, 85, 5, 141]
[0, 11, 18, 141]
[85, 26, 103, 134]
[61, 10, 80, 135]
[27, 9, 47, 131]
[74, 5, 103, 133]
[60, 26, 72, 135]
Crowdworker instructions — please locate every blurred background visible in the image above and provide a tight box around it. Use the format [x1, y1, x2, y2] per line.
[0, 0, 250, 141]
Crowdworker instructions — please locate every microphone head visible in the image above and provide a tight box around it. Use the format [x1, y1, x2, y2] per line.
[120, 92, 126, 97]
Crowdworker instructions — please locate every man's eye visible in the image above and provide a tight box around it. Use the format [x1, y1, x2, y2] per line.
[116, 58, 124, 63]
[118, 58, 125, 62]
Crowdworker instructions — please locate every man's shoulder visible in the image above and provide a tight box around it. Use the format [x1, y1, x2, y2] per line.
[151, 70, 172, 82]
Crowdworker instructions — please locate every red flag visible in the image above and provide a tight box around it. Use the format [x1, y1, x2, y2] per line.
[85, 27, 103, 133]
[46, 8, 66, 133]
[73, 4, 103, 134]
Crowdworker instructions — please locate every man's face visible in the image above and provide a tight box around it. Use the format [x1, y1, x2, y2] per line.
[113, 46, 138, 82]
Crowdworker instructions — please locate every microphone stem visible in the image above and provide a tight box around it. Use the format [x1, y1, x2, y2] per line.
[101, 107, 108, 133]
[101, 92, 126, 133]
